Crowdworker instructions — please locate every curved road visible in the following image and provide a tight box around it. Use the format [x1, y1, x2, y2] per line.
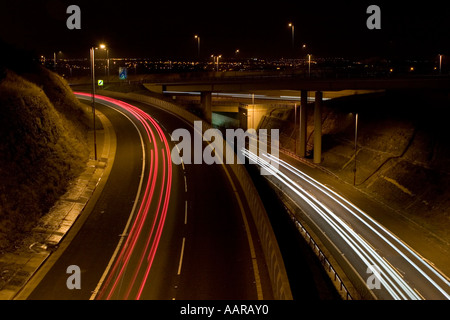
[244, 149, 450, 300]
[24, 93, 273, 300]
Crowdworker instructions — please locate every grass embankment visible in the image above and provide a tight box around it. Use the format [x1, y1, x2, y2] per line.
[0, 66, 91, 251]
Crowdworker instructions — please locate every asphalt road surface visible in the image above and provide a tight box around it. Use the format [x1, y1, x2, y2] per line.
[24, 93, 273, 300]
[244, 150, 450, 300]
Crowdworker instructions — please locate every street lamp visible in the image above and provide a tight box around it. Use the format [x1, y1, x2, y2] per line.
[194, 35, 200, 58]
[211, 54, 221, 71]
[308, 54, 311, 78]
[439, 54, 443, 74]
[98, 44, 109, 82]
[90, 44, 107, 161]
[54, 50, 62, 70]
[353, 112, 359, 186]
[90, 46, 98, 161]
[288, 23, 295, 50]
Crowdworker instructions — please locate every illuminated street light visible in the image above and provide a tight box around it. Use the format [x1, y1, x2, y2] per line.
[308, 54, 311, 78]
[211, 54, 222, 72]
[97, 44, 109, 82]
[288, 23, 295, 50]
[217, 55, 222, 72]
[439, 54, 443, 74]
[194, 35, 200, 58]
[90, 45, 108, 161]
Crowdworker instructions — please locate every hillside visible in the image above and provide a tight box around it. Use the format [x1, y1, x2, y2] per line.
[0, 66, 90, 251]
[259, 89, 450, 242]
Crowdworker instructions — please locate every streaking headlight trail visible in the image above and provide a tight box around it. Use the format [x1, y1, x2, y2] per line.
[243, 149, 450, 300]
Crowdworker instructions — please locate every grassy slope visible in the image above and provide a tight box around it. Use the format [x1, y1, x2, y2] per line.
[0, 68, 90, 250]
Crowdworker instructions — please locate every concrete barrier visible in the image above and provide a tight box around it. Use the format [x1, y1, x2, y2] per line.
[101, 90, 293, 300]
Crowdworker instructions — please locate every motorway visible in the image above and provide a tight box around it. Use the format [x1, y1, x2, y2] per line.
[243, 150, 450, 300]
[24, 93, 273, 300]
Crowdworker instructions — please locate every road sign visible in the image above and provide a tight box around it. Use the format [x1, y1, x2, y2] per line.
[98, 79, 104, 86]
[119, 67, 127, 80]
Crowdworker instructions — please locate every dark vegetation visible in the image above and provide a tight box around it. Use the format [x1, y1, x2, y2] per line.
[0, 42, 91, 251]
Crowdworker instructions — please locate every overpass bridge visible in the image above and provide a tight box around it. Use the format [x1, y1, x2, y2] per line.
[144, 74, 450, 164]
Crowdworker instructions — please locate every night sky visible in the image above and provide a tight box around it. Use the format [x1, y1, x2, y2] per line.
[1, 0, 449, 60]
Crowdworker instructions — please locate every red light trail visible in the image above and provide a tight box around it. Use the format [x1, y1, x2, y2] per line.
[74, 92, 172, 300]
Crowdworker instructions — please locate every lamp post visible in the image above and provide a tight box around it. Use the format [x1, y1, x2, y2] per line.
[211, 54, 221, 71]
[439, 54, 443, 74]
[194, 35, 200, 58]
[90, 46, 97, 161]
[90, 44, 109, 161]
[99, 44, 109, 82]
[308, 54, 311, 78]
[288, 23, 295, 50]
[53, 51, 62, 71]
[353, 112, 359, 186]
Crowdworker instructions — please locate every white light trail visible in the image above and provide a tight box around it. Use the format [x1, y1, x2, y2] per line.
[243, 149, 450, 300]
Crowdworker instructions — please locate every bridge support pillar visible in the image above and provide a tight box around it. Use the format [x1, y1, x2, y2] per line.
[297, 90, 308, 157]
[314, 91, 322, 164]
[200, 91, 212, 124]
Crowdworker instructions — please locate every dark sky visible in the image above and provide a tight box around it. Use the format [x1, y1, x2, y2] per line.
[1, 0, 449, 60]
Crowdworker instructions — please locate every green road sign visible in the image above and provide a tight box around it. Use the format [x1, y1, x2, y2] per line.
[98, 79, 104, 86]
